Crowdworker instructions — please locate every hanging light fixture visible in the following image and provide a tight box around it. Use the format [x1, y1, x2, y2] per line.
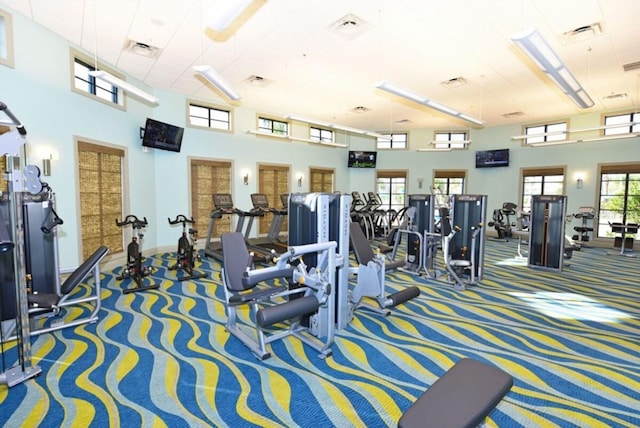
[510, 28, 594, 109]
[193, 65, 241, 100]
[88, 70, 159, 104]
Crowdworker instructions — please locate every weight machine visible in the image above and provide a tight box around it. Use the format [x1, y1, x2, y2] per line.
[168, 215, 207, 281]
[115, 215, 158, 293]
[528, 195, 568, 271]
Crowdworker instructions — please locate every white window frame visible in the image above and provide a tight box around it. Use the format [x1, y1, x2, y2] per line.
[0, 8, 15, 68]
[523, 122, 568, 145]
[188, 101, 232, 132]
[377, 133, 407, 150]
[603, 112, 640, 136]
[433, 131, 468, 149]
[70, 49, 125, 110]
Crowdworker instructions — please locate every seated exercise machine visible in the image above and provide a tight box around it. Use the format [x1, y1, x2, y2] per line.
[115, 215, 158, 293]
[348, 222, 419, 319]
[608, 221, 638, 257]
[220, 232, 336, 360]
[398, 358, 513, 428]
[571, 206, 595, 245]
[168, 215, 207, 281]
[488, 202, 517, 241]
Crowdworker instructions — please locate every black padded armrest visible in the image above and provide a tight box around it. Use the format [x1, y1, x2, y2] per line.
[242, 267, 294, 287]
[399, 358, 513, 428]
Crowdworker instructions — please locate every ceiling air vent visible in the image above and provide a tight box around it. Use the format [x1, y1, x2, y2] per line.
[126, 41, 161, 58]
[395, 119, 412, 124]
[502, 111, 525, 118]
[352, 105, 370, 113]
[603, 93, 628, 100]
[329, 14, 371, 40]
[244, 75, 271, 86]
[441, 77, 468, 89]
[623, 61, 640, 72]
[562, 22, 603, 43]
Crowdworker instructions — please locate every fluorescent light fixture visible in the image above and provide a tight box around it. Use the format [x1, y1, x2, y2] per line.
[193, 65, 241, 101]
[88, 70, 158, 104]
[511, 130, 567, 140]
[417, 148, 452, 152]
[206, 0, 254, 32]
[246, 130, 348, 148]
[286, 115, 390, 139]
[374, 81, 484, 126]
[511, 28, 594, 109]
[512, 122, 638, 140]
[429, 140, 471, 145]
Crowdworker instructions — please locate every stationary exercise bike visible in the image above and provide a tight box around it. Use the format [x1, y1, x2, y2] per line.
[168, 215, 207, 281]
[116, 215, 158, 294]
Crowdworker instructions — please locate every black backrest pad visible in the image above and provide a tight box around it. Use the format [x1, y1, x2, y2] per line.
[221, 232, 254, 291]
[350, 222, 375, 265]
[60, 245, 109, 295]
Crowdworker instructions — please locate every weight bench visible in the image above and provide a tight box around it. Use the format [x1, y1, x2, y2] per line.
[398, 358, 513, 428]
[27, 245, 109, 336]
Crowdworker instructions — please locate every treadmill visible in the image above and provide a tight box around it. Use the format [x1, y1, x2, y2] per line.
[245, 193, 288, 255]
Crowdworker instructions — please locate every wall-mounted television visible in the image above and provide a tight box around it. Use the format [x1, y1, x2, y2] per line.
[475, 149, 509, 168]
[348, 151, 377, 168]
[141, 118, 184, 152]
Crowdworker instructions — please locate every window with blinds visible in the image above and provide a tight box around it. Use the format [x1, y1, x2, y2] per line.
[521, 166, 565, 211]
[190, 159, 232, 240]
[309, 168, 334, 193]
[77, 141, 124, 259]
[258, 164, 290, 235]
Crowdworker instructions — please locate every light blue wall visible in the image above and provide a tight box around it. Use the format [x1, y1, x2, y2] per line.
[1, 5, 638, 269]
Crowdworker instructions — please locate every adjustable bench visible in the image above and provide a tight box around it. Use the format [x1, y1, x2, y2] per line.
[398, 358, 513, 428]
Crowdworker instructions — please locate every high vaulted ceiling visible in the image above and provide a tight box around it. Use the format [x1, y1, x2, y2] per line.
[4, 0, 640, 131]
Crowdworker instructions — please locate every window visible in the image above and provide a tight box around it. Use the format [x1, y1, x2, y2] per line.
[377, 133, 407, 150]
[258, 164, 290, 234]
[309, 168, 334, 193]
[596, 163, 640, 238]
[72, 52, 123, 107]
[376, 171, 407, 218]
[310, 127, 333, 143]
[603, 112, 640, 136]
[521, 167, 565, 212]
[258, 117, 288, 136]
[433, 132, 468, 149]
[191, 159, 232, 239]
[0, 8, 15, 68]
[77, 141, 124, 259]
[188, 102, 231, 131]
[524, 122, 567, 145]
[433, 170, 466, 195]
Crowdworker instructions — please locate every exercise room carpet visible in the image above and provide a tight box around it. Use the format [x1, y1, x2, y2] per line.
[1, 240, 639, 427]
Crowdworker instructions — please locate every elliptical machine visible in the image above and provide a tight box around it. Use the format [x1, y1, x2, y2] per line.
[488, 202, 517, 241]
[116, 215, 158, 294]
[168, 215, 207, 281]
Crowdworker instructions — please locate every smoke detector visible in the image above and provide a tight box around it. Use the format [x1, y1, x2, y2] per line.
[126, 41, 161, 58]
[329, 14, 371, 40]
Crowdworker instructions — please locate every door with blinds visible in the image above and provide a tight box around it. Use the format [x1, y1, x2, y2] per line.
[258, 164, 290, 235]
[309, 168, 335, 193]
[190, 159, 232, 241]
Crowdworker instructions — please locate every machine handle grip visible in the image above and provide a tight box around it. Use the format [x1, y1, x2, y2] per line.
[0, 102, 27, 136]
[168, 214, 195, 225]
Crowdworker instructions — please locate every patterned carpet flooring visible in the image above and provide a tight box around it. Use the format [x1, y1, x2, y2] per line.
[1, 239, 639, 427]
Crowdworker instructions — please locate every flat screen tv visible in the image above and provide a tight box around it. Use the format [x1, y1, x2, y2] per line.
[475, 149, 509, 168]
[348, 151, 377, 168]
[141, 118, 184, 152]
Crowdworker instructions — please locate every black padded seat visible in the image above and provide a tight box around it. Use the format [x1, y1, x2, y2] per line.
[350, 222, 402, 271]
[398, 358, 513, 428]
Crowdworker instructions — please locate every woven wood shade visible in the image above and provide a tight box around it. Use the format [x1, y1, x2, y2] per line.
[310, 168, 334, 193]
[258, 164, 289, 234]
[191, 159, 232, 239]
[78, 141, 124, 259]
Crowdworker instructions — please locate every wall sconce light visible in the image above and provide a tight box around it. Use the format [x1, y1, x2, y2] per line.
[297, 173, 304, 187]
[243, 172, 249, 185]
[576, 176, 583, 189]
[417, 177, 424, 189]
[42, 155, 52, 176]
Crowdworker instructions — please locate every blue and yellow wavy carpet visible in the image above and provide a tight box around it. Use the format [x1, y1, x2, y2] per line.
[1, 240, 639, 427]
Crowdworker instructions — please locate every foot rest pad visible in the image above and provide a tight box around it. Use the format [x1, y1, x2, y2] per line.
[257, 295, 319, 328]
[398, 358, 513, 428]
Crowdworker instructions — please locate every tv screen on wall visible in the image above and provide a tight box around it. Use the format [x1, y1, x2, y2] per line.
[348, 151, 377, 168]
[475, 149, 509, 168]
[142, 118, 184, 152]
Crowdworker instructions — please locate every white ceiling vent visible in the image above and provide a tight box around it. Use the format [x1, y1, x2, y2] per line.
[126, 41, 161, 58]
[352, 105, 370, 113]
[562, 22, 603, 44]
[244, 75, 271, 86]
[603, 92, 628, 100]
[329, 14, 371, 40]
[441, 77, 469, 89]
[502, 111, 525, 118]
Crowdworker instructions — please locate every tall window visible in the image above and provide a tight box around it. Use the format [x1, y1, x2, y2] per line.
[72, 56, 122, 106]
[77, 141, 124, 259]
[258, 117, 288, 136]
[376, 171, 407, 215]
[433, 170, 466, 195]
[597, 163, 640, 238]
[521, 167, 565, 211]
[433, 132, 468, 149]
[309, 168, 334, 193]
[377, 133, 407, 150]
[188, 102, 231, 131]
[523, 122, 567, 145]
[258, 164, 290, 235]
[310, 127, 333, 143]
[0, 8, 15, 68]
[603, 112, 640, 136]
[190, 159, 232, 239]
